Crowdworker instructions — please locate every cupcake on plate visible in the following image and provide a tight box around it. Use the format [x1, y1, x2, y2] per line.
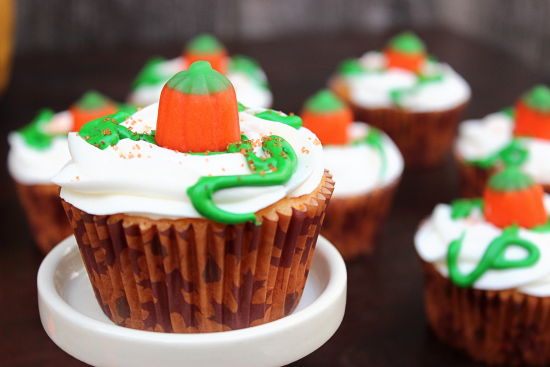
[8, 91, 135, 254]
[300, 89, 403, 259]
[53, 61, 333, 333]
[128, 33, 272, 109]
[330, 31, 471, 168]
[456, 85, 550, 198]
[415, 146, 550, 365]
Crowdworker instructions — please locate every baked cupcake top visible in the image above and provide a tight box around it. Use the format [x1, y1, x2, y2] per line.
[332, 31, 470, 112]
[128, 34, 272, 109]
[8, 91, 136, 185]
[415, 147, 550, 296]
[300, 89, 403, 197]
[456, 85, 550, 185]
[52, 62, 324, 224]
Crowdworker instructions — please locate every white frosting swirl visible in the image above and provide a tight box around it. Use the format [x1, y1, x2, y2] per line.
[342, 51, 471, 112]
[456, 111, 550, 185]
[415, 196, 550, 296]
[128, 57, 273, 108]
[8, 111, 73, 185]
[323, 123, 403, 198]
[51, 103, 324, 220]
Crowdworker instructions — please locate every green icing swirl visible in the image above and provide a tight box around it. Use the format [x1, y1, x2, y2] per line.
[304, 89, 346, 114]
[488, 144, 535, 192]
[387, 31, 426, 54]
[254, 110, 302, 130]
[532, 218, 550, 233]
[132, 57, 170, 89]
[186, 34, 224, 54]
[79, 111, 156, 150]
[228, 55, 268, 89]
[115, 103, 140, 115]
[448, 225, 540, 288]
[187, 135, 298, 225]
[166, 61, 232, 95]
[237, 102, 247, 112]
[17, 109, 56, 150]
[469, 138, 522, 170]
[75, 91, 110, 110]
[451, 198, 484, 219]
[522, 85, 550, 113]
[338, 59, 365, 76]
[352, 126, 387, 178]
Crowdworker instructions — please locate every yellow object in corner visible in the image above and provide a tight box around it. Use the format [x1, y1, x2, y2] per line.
[0, 0, 14, 97]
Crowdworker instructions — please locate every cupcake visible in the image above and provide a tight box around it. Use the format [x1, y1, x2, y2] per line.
[330, 31, 471, 168]
[456, 85, 550, 198]
[128, 33, 272, 109]
[8, 91, 135, 254]
[301, 90, 403, 259]
[415, 146, 550, 365]
[52, 61, 333, 333]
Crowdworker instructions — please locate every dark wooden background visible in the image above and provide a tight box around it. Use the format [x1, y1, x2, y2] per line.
[0, 29, 547, 366]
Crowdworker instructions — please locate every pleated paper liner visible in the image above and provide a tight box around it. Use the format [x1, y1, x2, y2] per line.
[321, 177, 400, 260]
[330, 76, 469, 169]
[455, 151, 550, 198]
[62, 171, 334, 333]
[421, 260, 550, 366]
[14, 181, 73, 254]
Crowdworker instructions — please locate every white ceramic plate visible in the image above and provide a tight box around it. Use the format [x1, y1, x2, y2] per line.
[38, 235, 347, 367]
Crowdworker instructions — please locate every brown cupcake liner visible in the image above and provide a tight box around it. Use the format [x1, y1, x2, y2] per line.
[330, 76, 469, 169]
[455, 150, 550, 198]
[14, 181, 73, 254]
[321, 177, 400, 260]
[62, 171, 334, 333]
[421, 260, 550, 366]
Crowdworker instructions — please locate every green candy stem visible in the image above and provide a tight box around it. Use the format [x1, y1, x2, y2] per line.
[254, 110, 303, 130]
[522, 85, 550, 113]
[187, 135, 298, 225]
[387, 31, 426, 54]
[488, 144, 534, 192]
[75, 91, 111, 111]
[304, 89, 347, 114]
[166, 61, 232, 95]
[186, 34, 225, 54]
[450, 198, 484, 219]
[448, 225, 540, 288]
[18, 109, 56, 150]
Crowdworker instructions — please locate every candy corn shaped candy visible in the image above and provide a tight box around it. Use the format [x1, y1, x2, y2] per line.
[300, 89, 353, 145]
[384, 31, 427, 73]
[514, 85, 550, 140]
[70, 91, 118, 132]
[483, 145, 548, 228]
[183, 34, 228, 75]
[155, 61, 240, 153]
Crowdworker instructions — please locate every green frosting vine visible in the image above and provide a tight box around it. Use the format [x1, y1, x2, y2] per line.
[132, 57, 170, 90]
[237, 102, 247, 112]
[186, 34, 225, 54]
[187, 135, 298, 225]
[352, 126, 387, 178]
[387, 31, 426, 54]
[448, 225, 540, 288]
[488, 144, 534, 192]
[338, 59, 365, 76]
[469, 139, 523, 170]
[522, 85, 550, 113]
[228, 55, 268, 89]
[254, 110, 303, 130]
[17, 109, 57, 150]
[304, 89, 346, 114]
[532, 218, 550, 233]
[166, 61, 231, 95]
[450, 198, 484, 219]
[75, 91, 110, 110]
[79, 111, 156, 150]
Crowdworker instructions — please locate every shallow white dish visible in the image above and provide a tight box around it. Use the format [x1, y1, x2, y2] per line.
[38, 235, 347, 367]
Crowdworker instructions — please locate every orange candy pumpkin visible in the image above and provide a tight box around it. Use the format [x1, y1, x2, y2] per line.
[70, 91, 118, 132]
[384, 31, 427, 73]
[183, 34, 228, 75]
[513, 86, 550, 140]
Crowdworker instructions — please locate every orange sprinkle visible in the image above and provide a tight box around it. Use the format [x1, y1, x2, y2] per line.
[128, 152, 134, 159]
[179, 161, 182, 164]
[136, 145, 141, 150]
[313, 139, 321, 146]
[222, 168, 226, 171]
[205, 158, 209, 162]
[147, 155, 151, 158]
[241, 163, 244, 167]
[113, 146, 119, 151]
[76, 176, 80, 180]
[137, 153, 141, 158]
[137, 107, 142, 111]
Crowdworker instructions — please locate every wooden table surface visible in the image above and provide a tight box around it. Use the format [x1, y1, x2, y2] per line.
[0, 29, 547, 367]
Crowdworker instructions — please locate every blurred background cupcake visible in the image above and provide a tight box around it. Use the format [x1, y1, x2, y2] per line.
[128, 33, 272, 108]
[415, 146, 550, 365]
[301, 89, 403, 259]
[7, 91, 136, 253]
[456, 85, 550, 198]
[330, 31, 471, 169]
